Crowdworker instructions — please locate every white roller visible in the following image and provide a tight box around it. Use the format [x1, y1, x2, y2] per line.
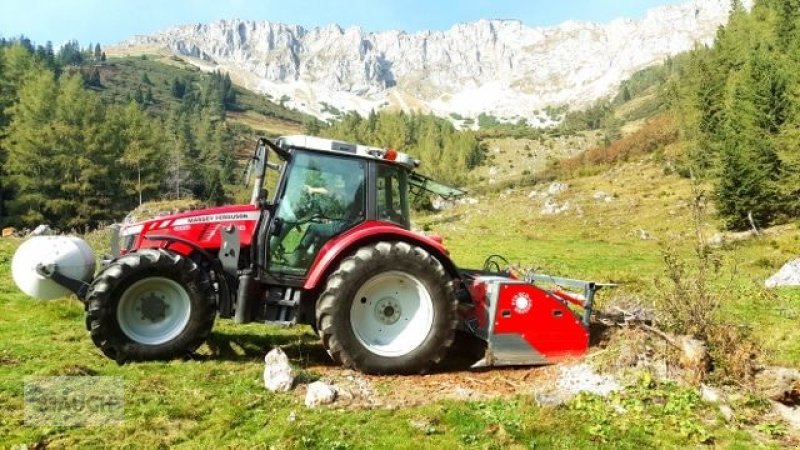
[12, 236, 96, 300]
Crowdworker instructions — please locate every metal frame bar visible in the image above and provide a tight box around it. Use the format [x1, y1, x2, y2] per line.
[525, 273, 617, 326]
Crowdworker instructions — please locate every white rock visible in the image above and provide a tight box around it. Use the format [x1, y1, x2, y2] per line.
[755, 366, 800, 401]
[263, 348, 295, 392]
[766, 259, 800, 288]
[700, 384, 721, 403]
[719, 404, 734, 422]
[527, 190, 539, 199]
[305, 381, 337, 407]
[431, 196, 454, 211]
[592, 191, 613, 203]
[451, 387, 479, 400]
[534, 392, 570, 407]
[708, 233, 725, 248]
[456, 196, 479, 206]
[541, 198, 570, 216]
[773, 401, 800, 430]
[557, 364, 621, 397]
[547, 182, 569, 196]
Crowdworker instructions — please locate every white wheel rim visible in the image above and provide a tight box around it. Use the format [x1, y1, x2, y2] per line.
[117, 277, 192, 345]
[349, 271, 434, 357]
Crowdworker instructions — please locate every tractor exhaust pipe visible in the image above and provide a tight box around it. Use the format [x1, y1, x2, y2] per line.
[248, 139, 269, 206]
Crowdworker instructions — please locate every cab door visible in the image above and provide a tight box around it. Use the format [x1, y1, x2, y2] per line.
[267, 150, 366, 276]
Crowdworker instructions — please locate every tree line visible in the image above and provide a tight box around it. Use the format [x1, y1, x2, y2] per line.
[665, 0, 800, 230]
[0, 39, 236, 229]
[318, 110, 487, 186]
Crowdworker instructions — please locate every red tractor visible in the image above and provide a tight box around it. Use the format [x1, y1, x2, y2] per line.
[12, 136, 611, 374]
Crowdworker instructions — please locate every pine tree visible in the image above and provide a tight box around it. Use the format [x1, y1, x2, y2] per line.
[116, 102, 165, 206]
[4, 71, 60, 225]
[714, 70, 783, 230]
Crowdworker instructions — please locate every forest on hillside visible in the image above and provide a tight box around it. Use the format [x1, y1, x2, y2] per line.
[0, 40, 241, 229]
[665, 0, 800, 230]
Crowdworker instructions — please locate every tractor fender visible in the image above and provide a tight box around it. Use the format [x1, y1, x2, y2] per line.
[303, 221, 459, 291]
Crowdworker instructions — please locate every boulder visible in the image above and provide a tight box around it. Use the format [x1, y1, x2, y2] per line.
[263, 348, 295, 392]
[305, 381, 337, 407]
[766, 259, 800, 288]
[755, 367, 800, 403]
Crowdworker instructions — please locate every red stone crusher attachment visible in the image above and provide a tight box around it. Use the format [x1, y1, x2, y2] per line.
[460, 256, 616, 367]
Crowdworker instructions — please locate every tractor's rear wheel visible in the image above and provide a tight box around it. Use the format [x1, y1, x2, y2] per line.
[316, 241, 458, 374]
[85, 249, 216, 363]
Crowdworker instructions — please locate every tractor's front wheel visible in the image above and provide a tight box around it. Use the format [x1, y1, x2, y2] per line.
[85, 249, 216, 363]
[316, 241, 458, 374]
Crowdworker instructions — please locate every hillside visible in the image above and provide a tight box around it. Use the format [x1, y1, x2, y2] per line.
[90, 55, 309, 137]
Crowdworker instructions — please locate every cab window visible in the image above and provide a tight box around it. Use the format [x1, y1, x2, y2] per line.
[376, 163, 410, 228]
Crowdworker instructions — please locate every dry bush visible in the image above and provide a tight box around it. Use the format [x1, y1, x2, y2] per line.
[557, 114, 678, 174]
[654, 186, 760, 384]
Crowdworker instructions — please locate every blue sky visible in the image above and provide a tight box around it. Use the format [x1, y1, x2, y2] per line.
[0, 0, 684, 46]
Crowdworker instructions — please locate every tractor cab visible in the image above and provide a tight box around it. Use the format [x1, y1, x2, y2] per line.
[248, 136, 461, 282]
[263, 136, 414, 276]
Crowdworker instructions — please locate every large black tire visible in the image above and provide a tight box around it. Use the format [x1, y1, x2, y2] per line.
[316, 241, 458, 374]
[84, 249, 216, 363]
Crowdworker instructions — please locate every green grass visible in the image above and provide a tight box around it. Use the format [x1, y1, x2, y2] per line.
[0, 159, 797, 448]
[0, 240, 779, 448]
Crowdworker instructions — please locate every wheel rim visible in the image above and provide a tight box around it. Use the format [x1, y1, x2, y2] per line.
[349, 271, 434, 357]
[116, 277, 192, 345]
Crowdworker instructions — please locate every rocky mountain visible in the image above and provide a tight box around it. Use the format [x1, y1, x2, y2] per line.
[110, 0, 749, 124]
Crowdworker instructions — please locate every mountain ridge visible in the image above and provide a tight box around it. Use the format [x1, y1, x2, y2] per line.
[109, 0, 751, 123]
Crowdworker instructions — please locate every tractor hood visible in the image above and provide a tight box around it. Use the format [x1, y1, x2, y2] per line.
[121, 204, 261, 254]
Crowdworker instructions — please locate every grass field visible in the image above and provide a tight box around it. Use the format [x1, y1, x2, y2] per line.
[2, 155, 798, 448]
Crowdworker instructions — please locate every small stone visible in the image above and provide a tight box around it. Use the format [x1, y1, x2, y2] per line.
[305, 381, 337, 407]
[541, 198, 570, 216]
[287, 411, 297, 422]
[592, 191, 613, 203]
[263, 348, 295, 392]
[773, 401, 800, 430]
[708, 233, 725, 248]
[719, 404, 734, 422]
[700, 384, 721, 403]
[409, 418, 430, 430]
[451, 387, 477, 400]
[534, 392, 568, 407]
[638, 229, 652, 241]
[547, 182, 569, 196]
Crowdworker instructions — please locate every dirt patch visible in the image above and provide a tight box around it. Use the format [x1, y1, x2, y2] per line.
[303, 364, 560, 409]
